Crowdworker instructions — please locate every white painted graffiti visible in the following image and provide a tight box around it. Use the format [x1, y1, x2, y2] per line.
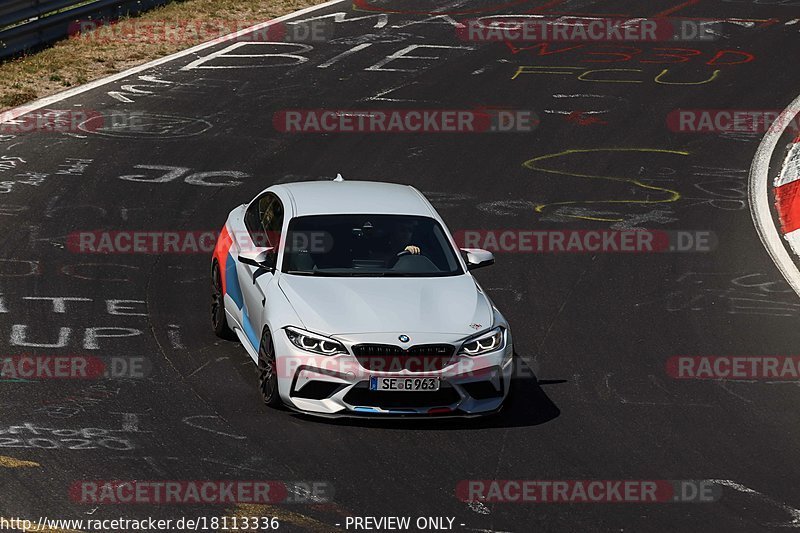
[182, 41, 473, 72]
[107, 75, 173, 104]
[0, 172, 48, 194]
[0, 413, 142, 450]
[35, 384, 122, 419]
[0, 156, 26, 173]
[636, 272, 800, 317]
[118, 165, 249, 187]
[56, 158, 94, 176]
[0, 296, 146, 349]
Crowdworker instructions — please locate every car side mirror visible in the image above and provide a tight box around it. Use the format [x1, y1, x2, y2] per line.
[239, 247, 276, 274]
[461, 248, 495, 271]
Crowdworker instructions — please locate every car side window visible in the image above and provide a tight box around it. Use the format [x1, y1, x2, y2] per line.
[244, 192, 284, 249]
[262, 196, 284, 241]
[244, 195, 265, 242]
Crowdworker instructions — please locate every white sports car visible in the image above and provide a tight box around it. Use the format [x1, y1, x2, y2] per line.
[211, 178, 514, 417]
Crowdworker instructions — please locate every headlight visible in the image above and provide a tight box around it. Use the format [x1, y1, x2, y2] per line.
[459, 327, 505, 356]
[284, 326, 347, 356]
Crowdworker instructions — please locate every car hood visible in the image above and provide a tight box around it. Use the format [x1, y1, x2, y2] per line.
[278, 274, 493, 336]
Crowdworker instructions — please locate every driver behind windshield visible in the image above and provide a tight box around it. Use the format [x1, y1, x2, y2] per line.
[391, 221, 421, 256]
[283, 214, 462, 276]
[359, 220, 421, 265]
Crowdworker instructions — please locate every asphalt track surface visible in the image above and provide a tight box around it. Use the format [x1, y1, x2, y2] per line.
[2, 1, 800, 532]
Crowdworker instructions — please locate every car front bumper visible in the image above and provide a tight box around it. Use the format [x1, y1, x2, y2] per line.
[273, 329, 514, 418]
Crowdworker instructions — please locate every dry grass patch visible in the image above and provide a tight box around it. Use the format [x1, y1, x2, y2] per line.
[0, 0, 325, 111]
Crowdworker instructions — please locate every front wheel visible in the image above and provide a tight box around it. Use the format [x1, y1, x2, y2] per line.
[257, 329, 283, 408]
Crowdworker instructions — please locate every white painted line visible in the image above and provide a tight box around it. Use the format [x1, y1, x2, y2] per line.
[748, 94, 800, 297]
[0, 0, 346, 122]
[786, 229, 800, 260]
[775, 143, 800, 187]
[710, 479, 800, 527]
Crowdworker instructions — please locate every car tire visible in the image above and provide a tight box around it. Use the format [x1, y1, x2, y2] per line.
[257, 328, 283, 408]
[211, 260, 236, 340]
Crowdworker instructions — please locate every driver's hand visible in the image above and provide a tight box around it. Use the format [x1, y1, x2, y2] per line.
[405, 245, 421, 255]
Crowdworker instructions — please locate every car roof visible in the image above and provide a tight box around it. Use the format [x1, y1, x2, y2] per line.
[275, 180, 436, 217]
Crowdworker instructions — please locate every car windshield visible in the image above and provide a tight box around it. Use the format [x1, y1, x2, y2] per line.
[282, 214, 463, 277]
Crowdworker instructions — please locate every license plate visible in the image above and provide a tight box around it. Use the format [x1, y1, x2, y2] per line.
[369, 376, 440, 392]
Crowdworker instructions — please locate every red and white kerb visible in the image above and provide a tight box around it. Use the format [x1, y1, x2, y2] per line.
[775, 138, 800, 257]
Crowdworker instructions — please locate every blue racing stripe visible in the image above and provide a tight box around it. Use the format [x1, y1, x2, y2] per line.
[242, 307, 260, 351]
[225, 252, 243, 309]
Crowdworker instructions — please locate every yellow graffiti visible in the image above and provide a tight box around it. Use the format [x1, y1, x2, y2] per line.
[0, 455, 39, 468]
[511, 65, 582, 80]
[523, 148, 689, 222]
[655, 68, 721, 85]
[577, 68, 643, 83]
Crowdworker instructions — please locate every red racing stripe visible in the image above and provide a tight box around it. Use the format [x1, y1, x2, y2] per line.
[213, 225, 233, 293]
[775, 179, 800, 234]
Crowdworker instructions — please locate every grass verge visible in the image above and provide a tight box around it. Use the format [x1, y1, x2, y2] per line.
[0, 0, 326, 111]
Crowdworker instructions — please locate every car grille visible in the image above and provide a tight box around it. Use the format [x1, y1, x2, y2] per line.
[343, 381, 460, 409]
[351, 344, 455, 372]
